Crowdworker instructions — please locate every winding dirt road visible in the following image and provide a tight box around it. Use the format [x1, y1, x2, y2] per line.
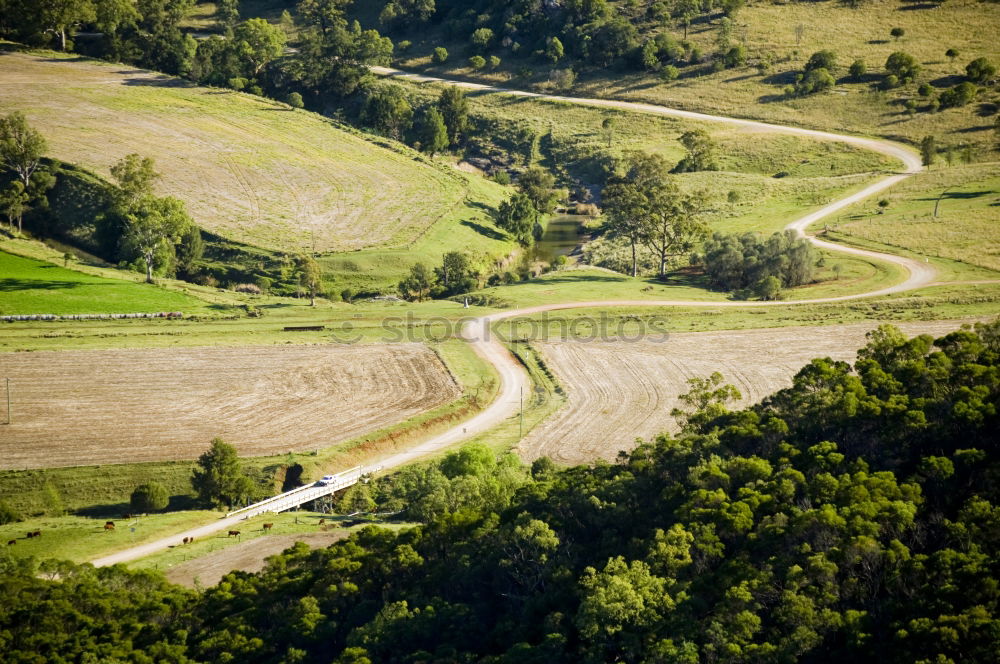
[94, 71, 931, 569]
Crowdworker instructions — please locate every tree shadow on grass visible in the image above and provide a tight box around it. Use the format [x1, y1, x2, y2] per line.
[122, 76, 195, 88]
[916, 190, 994, 202]
[930, 74, 966, 88]
[460, 220, 506, 241]
[0, 278, 94, 291]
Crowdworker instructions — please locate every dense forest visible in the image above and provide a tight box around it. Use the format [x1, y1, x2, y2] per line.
[2, 320, 998, 662]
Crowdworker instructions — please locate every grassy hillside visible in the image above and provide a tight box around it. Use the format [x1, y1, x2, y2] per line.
[0, 250, 215, 316]
[0, 49, 510, 259]
[378, 0, 1000, 152]
[826, 162, 1000, 271]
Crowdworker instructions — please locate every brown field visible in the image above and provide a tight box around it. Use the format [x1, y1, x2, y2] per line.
[518, 320, 978, 466]
[164, 532, 347, 588]
[0, 344, 459, 469]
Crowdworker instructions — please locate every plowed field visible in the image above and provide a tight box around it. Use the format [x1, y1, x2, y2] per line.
[0, 344, 459, 469]
[519, 321, 975, 466]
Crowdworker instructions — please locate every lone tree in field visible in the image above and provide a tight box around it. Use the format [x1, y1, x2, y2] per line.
[191, 438, 256, 510]
[296, 255, 323, 306]
[0, 112, 47, 190]
[604, 153, 707, 278]
[417, 107, 449, 157]
[438, 86, 469, 145]
[921, 135, 938, 168]
[398, 262, 433, 301]
[234, 18, 287, 78]
[672, 129, 718, 173]
[124, 196, 193, 283]
[130, 482, 170, 512]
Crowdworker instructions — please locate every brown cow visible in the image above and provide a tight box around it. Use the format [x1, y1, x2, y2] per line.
[262, 523, 273, 532]
[7, 539, 15, 546]
[227, 530, 241, 538]
[26, 530, 40, 538]
[318, 518, 325, 526]
[104, 522, 115, 531]
[182, 537, 189, 545]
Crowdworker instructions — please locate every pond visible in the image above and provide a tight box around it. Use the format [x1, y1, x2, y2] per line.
[532, 214, 587, 263]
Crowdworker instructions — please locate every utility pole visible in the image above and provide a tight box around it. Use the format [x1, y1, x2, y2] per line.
[5, 378, 9, 425]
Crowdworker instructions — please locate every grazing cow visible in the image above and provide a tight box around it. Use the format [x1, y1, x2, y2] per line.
[26, 530, 40, 539]
[7, 539, 15, 546]
[262, 523, 273, 532]
[182, 537, 189, 545]
[227, 530, 241, 538]
[104, 521, 115, 531]
[318, 518, 325, 526]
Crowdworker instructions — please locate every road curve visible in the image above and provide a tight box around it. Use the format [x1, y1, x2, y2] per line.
[94, 71, 931, 568]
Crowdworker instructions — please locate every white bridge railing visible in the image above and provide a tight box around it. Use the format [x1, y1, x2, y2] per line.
[226, 466, 369, 519]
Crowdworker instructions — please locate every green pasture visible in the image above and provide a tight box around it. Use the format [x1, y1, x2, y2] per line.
[0, 249, 215, 316]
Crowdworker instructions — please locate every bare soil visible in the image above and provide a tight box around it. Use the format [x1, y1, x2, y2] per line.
[164, 531, 347, 588]
[518, 320, 979, 466]
[0, 343, 459, 469]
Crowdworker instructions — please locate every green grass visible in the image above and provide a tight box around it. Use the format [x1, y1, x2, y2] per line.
[491, 282, 1000, 342]
[0, 511, 218, 563]
[823, 163, 1000, 272]
[127, 512, 407, 576]
[467, 250, 905, 308]
[0, 249, 215, 316]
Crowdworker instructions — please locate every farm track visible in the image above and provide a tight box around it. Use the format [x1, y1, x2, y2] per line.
[95, 71, 944, 567]
[0, 344, 459, 469]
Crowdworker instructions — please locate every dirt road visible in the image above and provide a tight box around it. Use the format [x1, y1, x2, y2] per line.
[93, 71, 935, 569]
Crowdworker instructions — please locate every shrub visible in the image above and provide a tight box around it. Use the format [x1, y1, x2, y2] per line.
[285, 92, 303, 109]
[468, 55, 486, 70]
[723, 45, 747, 69]
[254, 276, 272, 294]
[470, 27, 493, 52]
[233, 283, 262, 294]
[659, 65, 680, 81]
[754, 275, 782, 301]
[939, 81, 977, 109]
[432, 47, 448, 64]
[918, 83, 933, 97]
[0, 500, 21, 525]
[849, 59, 866, 79]
[131, 482, 170, 512]
[794, 67, 835, 96]
[965, 57, 996, 83]
[398, 40, 412, 52]
[890, 27, 905, 40]
[488, 55, 501, 69]
[885, 51, 920, 85]
[701, 230, 816, 291]
[805, 50, 837, 72]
